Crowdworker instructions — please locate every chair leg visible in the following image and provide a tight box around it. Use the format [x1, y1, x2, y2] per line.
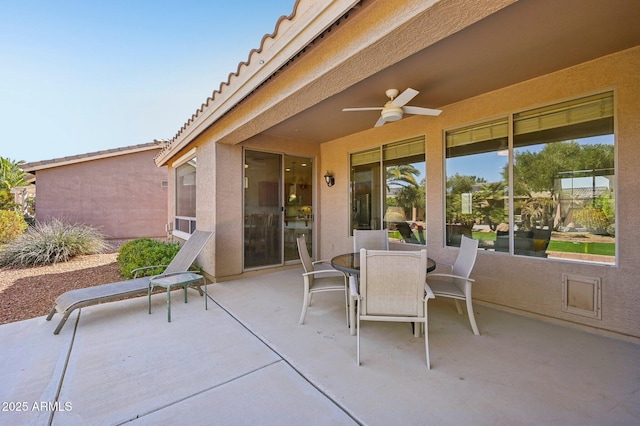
[46, 305, 57, 321]
[349, 275, 358, 336]
[454, 299, 463, 314]
[298, 282, 310, 325]
[202, 278, 208, 311]
[148, 285, 153, 315]
[349, 295, 357, 336]
[423, 300, 431, 369]
[53, 312, 72, 335]
[466, 297, 480, 335]
[167, 287, 172, 323]
[344, 285, 350, 327]
[424, 319, 430, 370]
[356, 316, 361, 366]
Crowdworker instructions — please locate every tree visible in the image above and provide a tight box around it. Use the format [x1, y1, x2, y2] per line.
[1, 157, 28, 189]
[513, 141, 614, 196]
[395, 179, 426, 221]
[386, 164, 422, 219]
[513, 141, 614, 230]
[0, 157, 29, 210]
[386, 164, 419, 189]
[475, 181, 508, 231]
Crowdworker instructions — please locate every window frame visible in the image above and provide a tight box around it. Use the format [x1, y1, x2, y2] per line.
[444, 91, 616, 265]
[173, 153, 197, 239]
[349, 136, 427, 246]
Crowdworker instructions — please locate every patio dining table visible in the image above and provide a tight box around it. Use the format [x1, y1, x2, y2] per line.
[331, 252, 436, 335]
[331, 252, 436, 276]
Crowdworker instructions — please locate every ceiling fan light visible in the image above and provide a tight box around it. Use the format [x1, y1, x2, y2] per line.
[381, 108, 402, 122]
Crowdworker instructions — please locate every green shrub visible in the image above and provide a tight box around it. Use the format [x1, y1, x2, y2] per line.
[0, 218, 107, 267]
[117, 238, 181, 279]
[0, 210, 28, 244]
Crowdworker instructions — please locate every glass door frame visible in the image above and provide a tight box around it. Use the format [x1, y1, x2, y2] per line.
[243, 149, 315, 270]
[283, 154, 314, 264]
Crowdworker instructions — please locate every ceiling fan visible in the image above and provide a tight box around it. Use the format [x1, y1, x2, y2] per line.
[342, 88, 442, 127]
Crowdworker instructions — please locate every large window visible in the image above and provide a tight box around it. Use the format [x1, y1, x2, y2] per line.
[175, 157, 197, 235]
[446, 92, 615, 264]
[350, 136, 426, 245]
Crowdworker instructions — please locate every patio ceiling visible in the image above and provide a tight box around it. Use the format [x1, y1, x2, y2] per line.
[260, 0, 640, 143]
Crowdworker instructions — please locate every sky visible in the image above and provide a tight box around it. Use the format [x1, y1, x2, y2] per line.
[446, 135, 614, 184]
[0, 0, 294, 163]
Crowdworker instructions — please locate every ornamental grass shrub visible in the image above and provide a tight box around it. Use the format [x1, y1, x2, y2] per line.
[0, 218, 108, 268]
[117, 238, 181, 279]
[0, 210, 28, 244]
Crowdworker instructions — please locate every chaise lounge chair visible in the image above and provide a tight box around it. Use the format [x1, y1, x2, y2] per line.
[46, 230, 213, 334]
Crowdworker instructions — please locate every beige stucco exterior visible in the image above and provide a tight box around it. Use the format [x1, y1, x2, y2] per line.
[320, 47, 640, 340]
[158, 1, 640, 340]
[26, 148, 168, 239]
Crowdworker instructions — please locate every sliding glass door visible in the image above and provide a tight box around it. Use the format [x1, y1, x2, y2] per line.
[284, 155, 313, 262]
[244, 151, 282, 269]
[244, 150, 313, 269]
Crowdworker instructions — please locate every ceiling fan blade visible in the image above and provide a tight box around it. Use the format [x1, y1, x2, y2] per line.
[403, 106, 442, 116]
[391, 88, 419, 107]
[374, 116, 386, 127]
[342, 107, 383, 112]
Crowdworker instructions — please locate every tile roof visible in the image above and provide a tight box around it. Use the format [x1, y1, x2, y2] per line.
[155, 1, 301, 163]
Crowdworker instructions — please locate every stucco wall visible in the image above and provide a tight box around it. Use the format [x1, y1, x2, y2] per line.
[35, 149, 167, 239]
[170, 133, 321, 278]
[320, 46, 640, 339]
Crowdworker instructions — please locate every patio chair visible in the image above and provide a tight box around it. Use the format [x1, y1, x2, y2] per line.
[352, 249, 435, 368]
[46, 230, 213, 335]
[426, 235, 480, 335]
[296, 235, 349, 326]
[353, 229, 389, 252]
[395, 221, 422, 244]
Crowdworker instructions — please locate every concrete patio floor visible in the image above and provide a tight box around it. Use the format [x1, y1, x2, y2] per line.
[1, 267, 639, 425]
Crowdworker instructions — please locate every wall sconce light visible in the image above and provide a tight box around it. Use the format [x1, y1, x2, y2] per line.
[324, 171, 335, 187]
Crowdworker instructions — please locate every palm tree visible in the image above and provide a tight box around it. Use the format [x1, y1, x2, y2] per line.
[0, 157, 28, 210]
[386, 164, 419, 189]
[1, 157, 28, 190]
[386, 165, 423, 221]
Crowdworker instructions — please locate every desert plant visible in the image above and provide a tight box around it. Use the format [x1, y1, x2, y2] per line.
[117, 238, 181, 279]
[573, 206, 610, 235]
[0, 210, 28, 244]
[0, 218, 107, 267]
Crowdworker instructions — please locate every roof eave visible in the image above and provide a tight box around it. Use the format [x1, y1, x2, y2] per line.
[22, 141, 166, 172]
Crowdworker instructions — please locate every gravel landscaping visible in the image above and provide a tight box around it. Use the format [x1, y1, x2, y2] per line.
[0, 241, 127, 326]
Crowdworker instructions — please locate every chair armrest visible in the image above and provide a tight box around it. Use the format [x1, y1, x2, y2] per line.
[302, 269, 345, 279]
[424, 282, 435, 299]
[426, 273, 475, 283]
[312, 259, 333, 266]
[430, 262, 453, 274]
[132, 265, 167, 278]
[149, 271, 206, 283]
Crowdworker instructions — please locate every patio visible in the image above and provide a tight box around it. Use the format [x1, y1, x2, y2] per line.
[1, 266, 639, 425]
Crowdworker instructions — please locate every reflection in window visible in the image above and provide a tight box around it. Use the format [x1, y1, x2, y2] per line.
[445, 92, 615, 264]
[446, 119, 509, 247]
[350, 148, 381, 233]
[350, 137, 426, 245]
[175, 158, 196, 234]
[513, 93, 614, 263]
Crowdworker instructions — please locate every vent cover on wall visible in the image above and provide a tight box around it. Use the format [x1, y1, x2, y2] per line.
[562, 274, 602, 319]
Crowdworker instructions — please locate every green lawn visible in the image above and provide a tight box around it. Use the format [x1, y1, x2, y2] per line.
[472, 231, 615, 256]
[546, 240, 615, 256]
[390, 230, 615, 257]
